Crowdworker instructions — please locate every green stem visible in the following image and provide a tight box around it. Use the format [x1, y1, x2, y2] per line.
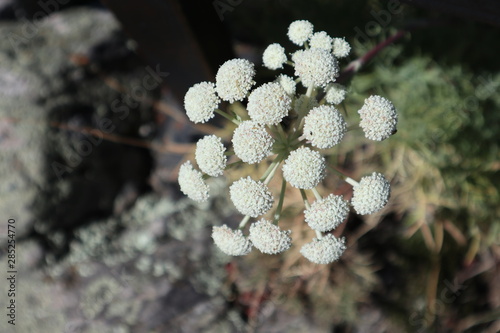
[225, 160, 243, 169]
[311, 187, 322, 201]
[345, 177, 359, 187]
[260, 153, 284, 184]
[238, 215, 251, 229]
[215, 109, 240, 125]
[346, 124, 359, 132]
[300, 189, 311, 210]
[263, 158, 282, 185]
[306, 86, 314, 98]
[273, 178, 287, 224]
[277, 123, 287, 140]
[327, 165, 353, 183]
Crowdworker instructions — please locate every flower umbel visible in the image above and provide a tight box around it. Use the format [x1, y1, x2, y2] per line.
[350, 172, 391, 215]
[178, 161, 209, 203]
[300, 234, 346, 264]
[232, 121, 274, 164]
[179, 19, 399, 264]
[184, 82, 220, 123]
[212, 225, 252, 256]
[216, 58, 256, 103]
[229, 177, 274, 218]
[249, 219, 292, 254]
[282, 146, 326, 189]
[358, 95, 398, 141]
[195, 135, 227, 177]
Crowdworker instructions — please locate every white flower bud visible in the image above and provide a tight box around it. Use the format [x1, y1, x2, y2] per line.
[247, 82, 292, 125]
[229, 177, 274, 218]
[195, 135, 227, 177]
[303, 105, 347, 149]
[216, 58, 256, 103]
[184, 82, 220, 123]
[300, 234, 346, 264]
[276, 74, 296, 96]
[358, 95, 398, 141]
[212, 225, 252, 256]
[178, 161, 209, 202]
[232, 121, 274, 164]
[325, 83, 347, 105]
[249, 219, 291, 254]
[282, 146, 326, 189]
[304, 194, 349, 232]
[292, 49, 339, 88]
[332, 37, 351, 58]
[263, 43, 287, 70]
[351, 172, 391, 215]
[287, 20, 314, 46]
[309, 31, 333, 51]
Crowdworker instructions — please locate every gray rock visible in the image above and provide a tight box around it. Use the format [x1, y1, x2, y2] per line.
[0, 6, 155, 242]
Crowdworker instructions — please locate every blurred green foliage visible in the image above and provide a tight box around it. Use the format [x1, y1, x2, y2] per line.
[348, 39, 500, 247]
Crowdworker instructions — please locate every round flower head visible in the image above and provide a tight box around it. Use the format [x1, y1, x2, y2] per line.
[332, 37, 351, 58]
[232, 121, 274, 164]
[303, 105, 347, 149]
[195, 135, 227, 177]
[212, 225, 252, 256]
[325, 83, 347, 105]
[276, 74, 296, 96]
[216, 58, 256, 103]
[351, 172, 391, 215]
[304, 194, 349, 232]
[282, 146, 326, 189]
[184, 82, 220, 123]
[287, 20, 314, 46]
[358, 95, 398, 141]
[292, 49, 339, 88]
[247, 82, 292, 125]
[294, 94, 319, 116]
[229, 177, 274, 218]
[262, 43, 287, 70]
[249, 219, 291, 254]
[300, 234, 346, 264]
[178, 161, 209, 202]
[309, 31, 333, 51]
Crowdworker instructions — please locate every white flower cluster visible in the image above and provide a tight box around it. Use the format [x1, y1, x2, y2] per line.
[229, 177, 274, 218]
[178, 20, 399, 264]
[358, 95, 398, 141]
[249, 219, 291, 254]
[282, 146, 326, 189]
[232, 121, 274, 164]
[351, 172, 391, 215]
